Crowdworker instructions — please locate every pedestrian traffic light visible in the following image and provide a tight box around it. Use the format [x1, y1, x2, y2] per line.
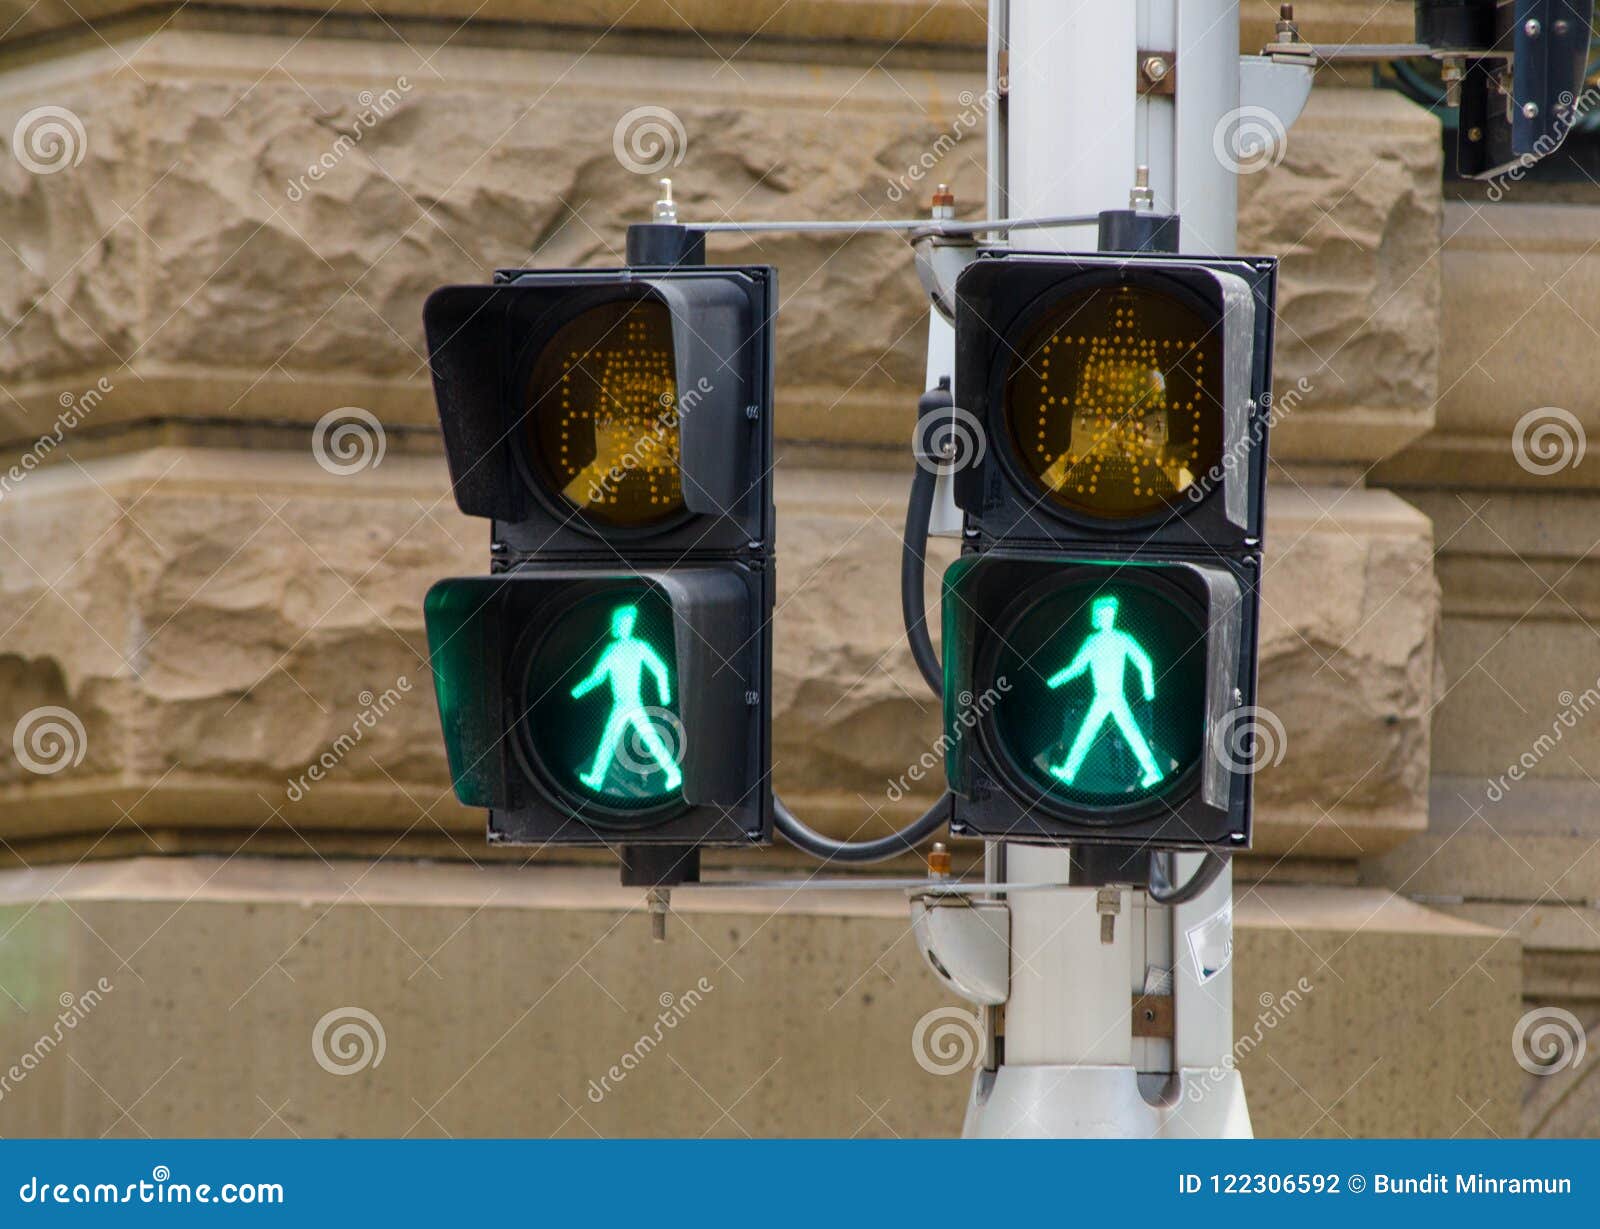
[942, 251, 1275, 850]
[421, 264, 775, 851]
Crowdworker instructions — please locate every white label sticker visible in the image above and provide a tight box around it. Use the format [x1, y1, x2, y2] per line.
[1185, 898, 1233, 985]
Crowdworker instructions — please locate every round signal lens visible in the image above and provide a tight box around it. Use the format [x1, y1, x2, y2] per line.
[980, 573, 1206, 813]
[524, 299, 687, 530]
[1003, 282, 1225, 521]
[516, 586, 686, 822]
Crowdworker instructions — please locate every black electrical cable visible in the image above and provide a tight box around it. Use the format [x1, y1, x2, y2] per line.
[772, 792, 952, 865]
[768, 381, 959, 867]
[1147, 850, 1228, 905]
[903, 378, 953, 699]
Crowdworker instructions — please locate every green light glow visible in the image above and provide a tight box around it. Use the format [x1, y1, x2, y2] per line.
[568, 603, 683, 793]
[968, 571, 1205, 809]
[1045, 595, 1163, 789]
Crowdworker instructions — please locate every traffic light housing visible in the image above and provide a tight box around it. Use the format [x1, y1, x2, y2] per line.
[424, 270, 772, 556]
[422, 265, 775, 850]
[1412, 0, 1596, 181]
[943, 251, 1276, 851]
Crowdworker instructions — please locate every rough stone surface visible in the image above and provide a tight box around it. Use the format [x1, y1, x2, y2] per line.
[1238, 87, 1442, 466]
[0, 31, 991, 446]
[1251, 485, 1438, 856]
[0, 32, 1442, 466]
[0, 0, 1424, 62]
[0, 452, 1435, 858]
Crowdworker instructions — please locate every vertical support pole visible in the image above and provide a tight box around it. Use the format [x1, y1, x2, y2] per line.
[964, 0, 1248, 1139]
[1167, 0, 1240, 1084]
[1000, 0, 1141, 1073]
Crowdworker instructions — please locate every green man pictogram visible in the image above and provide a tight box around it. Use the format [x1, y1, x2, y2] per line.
[569, 603, 683, 793]
[1047, 595, 1164, 790]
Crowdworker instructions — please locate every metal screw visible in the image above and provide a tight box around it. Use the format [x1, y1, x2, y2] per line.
[1523, 101, 1541, 119]
[653, 177, 677, 223]
[646, 887, 670, 942]
[1096, 887, 1121, 945]
[1130, 164, 1154, 211]
[1556, 19, 1571, 35]
[1467, 125, 1484, 142]
[1441, 58, 1464, 108]
[1525, 18, 1541, 36]
[1275, 3, 1299, 42]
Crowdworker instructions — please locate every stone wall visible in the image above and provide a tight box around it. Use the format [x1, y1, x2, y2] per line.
[0, 0, 1546, 1137]
[0, 24, 1447, 861]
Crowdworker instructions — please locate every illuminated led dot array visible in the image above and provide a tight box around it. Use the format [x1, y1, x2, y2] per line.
[526, 299, 688, 529]
[555, 313, 683, 514]
[1005, 285, 1221, 521]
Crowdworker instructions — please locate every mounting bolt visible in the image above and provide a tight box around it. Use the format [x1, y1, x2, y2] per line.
[646, 887, 670, 942]
[1524, 17, 1542, 37]
[653, 177, 677, 223]
[1129, 164, 1154, 211]
[1441, 58, 1464, 108]
[1275, 3, 1300, 43]
[1141, 55, 1169, 84]
[1096, 886, 1121, 945]
[1523, 101, 1541, 119]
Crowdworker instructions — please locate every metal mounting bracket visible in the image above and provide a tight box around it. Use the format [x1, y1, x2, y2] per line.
[910, 893, 1011, 1007]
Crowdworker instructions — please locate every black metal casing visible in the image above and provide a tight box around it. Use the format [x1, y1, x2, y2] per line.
[943, 250, 1277, 851]
[421, 264, 777, 849]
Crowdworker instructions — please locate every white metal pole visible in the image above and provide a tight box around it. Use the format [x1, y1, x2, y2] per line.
[1000, 0, 1140, 1073]
[962, 0, 1248, 1139]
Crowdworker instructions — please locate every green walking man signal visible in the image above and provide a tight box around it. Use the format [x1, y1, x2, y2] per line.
[569, 604, 684, 793]
[1048, 595, 1163, 790]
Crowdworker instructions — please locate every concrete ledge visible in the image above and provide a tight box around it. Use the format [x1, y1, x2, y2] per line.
[0, 857, 1522, 1137]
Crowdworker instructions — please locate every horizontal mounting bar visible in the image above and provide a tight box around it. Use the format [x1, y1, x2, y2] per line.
[687, 212, 1101, 237]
